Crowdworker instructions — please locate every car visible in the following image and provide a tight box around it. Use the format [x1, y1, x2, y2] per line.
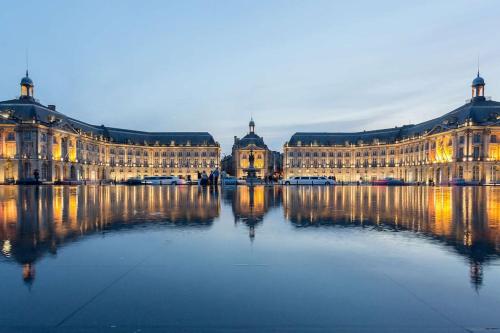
[125, 177, 143, 185]
[143, 176, 185, 185]
[282, 176, 335, 185]
[372, 177, 405, 186]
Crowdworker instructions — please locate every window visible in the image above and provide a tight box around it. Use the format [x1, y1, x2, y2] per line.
[491, 135, 497, 143]
[7, 133, 15, 141]
[473, 134, 481, 144]
[458, 148, 464, 158]
[473, 146, 480, 159]
[459, 136, 464, 144]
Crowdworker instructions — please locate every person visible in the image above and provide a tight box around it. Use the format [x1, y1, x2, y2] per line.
[200, 171, 208, 186]
[197, 171, 201, 180]
[213, 168, 220, 185]
[208, 171, 214, 185]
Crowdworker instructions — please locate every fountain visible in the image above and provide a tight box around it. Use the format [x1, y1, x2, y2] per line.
[244, 148, 258, 186]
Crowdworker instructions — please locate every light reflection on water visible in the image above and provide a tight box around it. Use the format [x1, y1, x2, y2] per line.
[1, 185, 499, 288]
[1, 185, 500, 331]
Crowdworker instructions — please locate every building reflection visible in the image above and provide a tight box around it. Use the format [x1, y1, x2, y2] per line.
[224, 186, 282, 241]
[0, 186, 220, 285]
[282, 186, 500, 290]
[1, 185, 499, 290]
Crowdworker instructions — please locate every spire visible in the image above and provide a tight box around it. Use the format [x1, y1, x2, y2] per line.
[249, 117, 255, 134]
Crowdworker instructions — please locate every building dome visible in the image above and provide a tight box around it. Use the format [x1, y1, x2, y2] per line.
[21, 71, 33, 87]
[249, 119, 255, 127]
[472, 73, 485, 87]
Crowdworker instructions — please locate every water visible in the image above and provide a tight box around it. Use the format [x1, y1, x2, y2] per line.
[0, 185, 499, 332]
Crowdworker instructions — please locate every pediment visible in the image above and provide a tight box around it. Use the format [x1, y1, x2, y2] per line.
[426, 125, 448, 136]
[50, 120, 79, 134]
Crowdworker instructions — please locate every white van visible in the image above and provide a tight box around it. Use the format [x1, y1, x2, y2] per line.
[143, 176, 185, 185]
[282, 176, 335, 186]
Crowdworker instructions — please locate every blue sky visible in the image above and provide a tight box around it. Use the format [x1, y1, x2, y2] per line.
[1, 0, 499, 153]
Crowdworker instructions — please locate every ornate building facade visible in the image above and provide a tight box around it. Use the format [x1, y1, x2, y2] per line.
[283, 73, 500, 184]
[0, 73, 220, 183]
[231, 119, 272, 179]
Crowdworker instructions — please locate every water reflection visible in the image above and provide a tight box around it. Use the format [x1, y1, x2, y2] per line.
[224, 186, 282, 240]
[282, 186, 500, 289]
[0, 185, 499, 290]
[0, 186, 220, 286]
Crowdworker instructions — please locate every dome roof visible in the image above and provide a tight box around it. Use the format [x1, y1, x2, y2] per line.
[472, 73, 485, 86]
[238, 133, 267, 149]
[21, 71, 33, 87]
[249, 119, 255, 127]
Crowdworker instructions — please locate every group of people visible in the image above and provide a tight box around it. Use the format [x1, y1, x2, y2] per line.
[198, 168, 220, 186]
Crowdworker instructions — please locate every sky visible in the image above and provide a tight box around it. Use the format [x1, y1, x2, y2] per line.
[1, 0, 499, 154]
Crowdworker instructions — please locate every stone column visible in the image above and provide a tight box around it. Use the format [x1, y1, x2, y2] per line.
[47, 131, 54, 182]
[483, 128, 491, 160]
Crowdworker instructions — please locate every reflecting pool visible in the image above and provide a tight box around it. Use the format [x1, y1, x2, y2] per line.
[0, 185, 499, 332]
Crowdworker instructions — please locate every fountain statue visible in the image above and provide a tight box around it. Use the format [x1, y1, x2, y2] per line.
[244, 149, 258, 186]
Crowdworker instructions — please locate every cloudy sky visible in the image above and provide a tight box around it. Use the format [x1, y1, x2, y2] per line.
[1, 0, 499, 153]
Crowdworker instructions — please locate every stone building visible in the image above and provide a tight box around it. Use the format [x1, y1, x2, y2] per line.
[283, 73, 500, 184]
[0, 72, 220, 183]
[231, 119, 272, 179]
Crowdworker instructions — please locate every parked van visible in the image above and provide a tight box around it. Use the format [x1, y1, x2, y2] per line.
[143, 176, 185, 185]
[282, 176, 335, 185]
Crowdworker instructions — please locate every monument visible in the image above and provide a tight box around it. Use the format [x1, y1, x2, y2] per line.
[244, 149, 258, 186]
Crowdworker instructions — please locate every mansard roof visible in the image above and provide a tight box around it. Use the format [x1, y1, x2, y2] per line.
[288, 98, 500, 147]
[0, 98, 218, 146]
